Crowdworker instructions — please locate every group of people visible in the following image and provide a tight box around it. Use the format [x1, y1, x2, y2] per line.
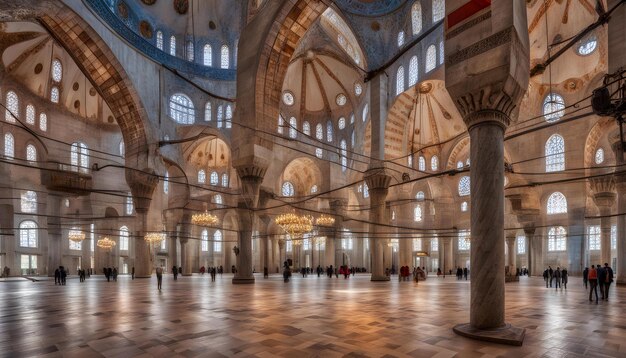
[542, 266, 569, 289]
[54, 266, 67, 285]
[198, 266, 219, 281]
[1, 266, 9, 278]
[102, 267, 118, 282]
[583, 263, 614, 303]
[455, 267, 469, 280]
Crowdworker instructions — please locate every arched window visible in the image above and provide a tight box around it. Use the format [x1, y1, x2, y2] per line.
[169, 94, 195, 124]
[220, 45, 229, 69]
[221, 173, 229, 187]
[217, 105, 224, 128]
[315, 148, 323, 158]
[3, 133, 14, 159]
[326, 121, 333, 142]
[282, 181, 294, 197]
[396, 66, 405, 95]
[548, 226, 567, 251]
[163, 171, 169, 194]
[52, 59, 62, 82]
[70, 142, 89, 172]
[201, 229, 209, 251]
[426, 45, 436, 72]
[169, 36, 176, 56]
[588, 226, 601, 250]
[439, 40, 444, 65]
[340, 139, 347, 171]
[203, 44, 212, 66]
[458, 176, 470, 196]
[431, 155, 439, 171]
[39, 113, 47, 131]
[418, 156, 426, 171]
[338, 117, 346, 130]
[397, 31, 405, 47]
[545, 134, 565, 172]
[278, 115, 284, 134]
[415, 192, 425, 201]
[543, 93, 565, 122]
[156, 31, 163, 50]
[186, 41, 194, 61]
[26, 105, 35, 125]
[26, 144, 36, 162]
[198, 170, 206, 184]
[119, 140, 125, 156]
[458, 229, 470, 250]
[289, 117, 297, 139]
[414, 205, 423, 222]
[595, 148, 604, 164]
[303, 121, 311, 136]
[125, 193, 133, 215]
[409, 56, 418, 87]
[413, 238, 422, 251]
[432, 0, 445, 22]
[50, 86, 60, 103]
[316, 123, 323, 140]
[213, 230, 222, 252]
[225, 105, 233, 128]
[363, 104, 369, 122]
[363, 183, 369, 198]
[411, 2, 422, 35]
[213, 194, 223, 204]
[457, 161, 464, 169]
[577, 34, 597, 55]
[210, 171, 219, 185]
[119, 226, 129, 250]
[21, 191, 37, 213]
[461, 201, 468, 212]
[19, 220, 38, 248]
[547, 192, 567, 214]
[5, 91, 18, 122]
[311, 185, 318, 194]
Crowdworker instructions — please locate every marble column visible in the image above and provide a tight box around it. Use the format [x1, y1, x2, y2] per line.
[365, 170, 391, 281]
[179, 238, 188, 275]
[127, 169, 158, 278]
[133, 213, 151, 278]
[616, 179, 626, 284]
[592, 177, 616, 266]
[523, 226, 537, 277]
[506, 235, 516, 275]
[47, 195, 62, 276]
[0, 203, 15, 275]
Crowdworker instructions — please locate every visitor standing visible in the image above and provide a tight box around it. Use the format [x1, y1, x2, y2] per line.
[156, 266, 163, 290]
[554, 267, 561, 290]
[582, 267, 588, 289]
[131, 266, 135, 280]
[603, 263, 614, 300]
[597, 264, 605, 300]
[172, 265, 178, 281]
[543, 268, 549, 288]
[54, 267, 60, 285]
[561, 268, 568, 289]
[588, 265, 598, 303]
[548, 266, 553, 287]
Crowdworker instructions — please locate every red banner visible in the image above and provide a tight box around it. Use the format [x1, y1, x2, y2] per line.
[447, 0, 491, 29]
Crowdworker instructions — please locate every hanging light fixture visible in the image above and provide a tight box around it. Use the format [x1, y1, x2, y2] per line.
[68, 228, 85, 243]
[191, 210, 219, 227]
[315, 214, 335, 227]
[275, 212, 313, 239]
[144, 231, 166, 245]
[97, 237, 116, 251]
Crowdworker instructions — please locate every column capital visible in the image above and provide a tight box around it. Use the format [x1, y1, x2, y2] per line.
[364, 169, 391, 191]
[591, 177, 617, 209]
[126, 168, 158, 214]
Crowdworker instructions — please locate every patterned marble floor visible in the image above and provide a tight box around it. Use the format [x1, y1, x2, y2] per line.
[0, 273, 624, 358]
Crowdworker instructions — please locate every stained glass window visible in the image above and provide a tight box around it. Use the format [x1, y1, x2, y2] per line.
[225, 105, 233, 128]
[413, 238, 422, 251]
[439, 41, 444, 65]
[547, 192, 567, 214]
[203, 44, 212, 66]
[414, 205, 423, 222]
[543, 93, 565, 122]
[26, 144, 36, 162]
[205, 102, 212, 122]
[278, 115, 284, 134]
[217, 105, 223, 128]
[397, 31, 405, 47]
[411, 2, 422, 35]
[201, 229, 209, 251]
[336, 94, 347, 106]
[363, 104, 369, 122]
[210, 171, 219, 185]
[416, 191, 424, 200]
[577, 34, 597, 55]
[169, 94, 195, 124]
[611, 225, 617, 249]
[198, 169, 206, 184]
[39, 113, 47, 131]
[125, 193, 133, 215]
[70, 142, 89, 173]
[431, 155, 439, 171]
[119, 226, 129, 250]
[289, 117, 297, 139]
[595, 148, 604, 164]
[311, 185, 318, 194]
[338, 117, 346, 130]
[282, 181, 294, 197]
[303, 121, 310, 136]
[458, 229, 470, 250]
[170, 36, 176, 56]
[351, 130, 355, 148]
[156, 31, 163, 50]
[340, 139, 347, 171]
[545, 134, 565, 172]
[517, 236, 526, 254]
[457, 161, 464, 169]
[409, 56, 418, 87]
[433, 0, 445, 22]
[6, 91, 18, 122]
[315, 148, 323, 158]
[363, 183, 369, 198]
[4, 133, 14, 159]
[426, 45, 436, 72]
[354, 83, 362, 96]
[283, 92, 294, 106]
[119, 140, 125, 156]
[396, 66, 405, 96]
[458, 176, 470, 196]
[222, 173, 229, 187]
[326, 121, 333, 142]
[21, 191, 37, 213]
[221, 45, 229, 69]
[431, 237, 438, 251]
[588, 225, 601, 250]
[548, 226, 566, 251]
[19, 221, 38, 248]
[316, 123, 323, 140]
[213, 194, 223, 204]
[418, 156, 426, 171]
[164, 171, 169, 194]
[213, 230, 222, 252]
[50, 87, 60, 103]
[52, 59, 62, 82]
[26, 105, 35, 125]
[461, 201, 468, 212]
[186, 41, 194, 61]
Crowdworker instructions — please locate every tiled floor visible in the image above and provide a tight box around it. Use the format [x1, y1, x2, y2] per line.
[0, 273, 624, 357]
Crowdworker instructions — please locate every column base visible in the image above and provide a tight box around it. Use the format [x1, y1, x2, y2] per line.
[134, 275, 151, 279]
[232, 276, 255, 284]
[182, 273, 192, 276]
[453, 323, 525, 346]
[370, 275, 390, 281]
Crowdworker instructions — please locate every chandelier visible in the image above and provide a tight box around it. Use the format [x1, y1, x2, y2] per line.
[68, 229, 85, 243]
[291, 238, 303, 246]
[275, 213, 313, 239]
[97, 237, 116, 250]
[315, 214, 335, 227]
[191, 210, 219, 227]
[144, 231, 166, 245]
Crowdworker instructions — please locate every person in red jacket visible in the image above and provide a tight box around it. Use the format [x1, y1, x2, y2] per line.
[588, 265, 598, 303]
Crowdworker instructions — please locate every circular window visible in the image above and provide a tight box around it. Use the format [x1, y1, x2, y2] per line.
[282, 91, 295, 106]
[577, 34, 597, 56]
[338, 117, 346, 130]
[354, 83, 362, 96]
[595, 148, 604, 164]
[336, 94, 347, 106]
[543, 93, 565, 122]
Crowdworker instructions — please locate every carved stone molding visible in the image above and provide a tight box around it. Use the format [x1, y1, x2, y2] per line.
[126, 168, 158, 213]
[364, 170, 391, 191]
